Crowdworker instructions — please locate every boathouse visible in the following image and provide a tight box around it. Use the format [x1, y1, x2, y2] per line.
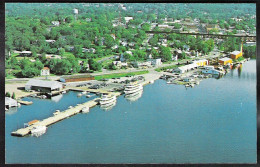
[5, 97, 18, 109]
[219, 57, 233, 65]
[60, 74, 94, 83]
[25, 79, 63, 93]
[230, 51, 242, 59]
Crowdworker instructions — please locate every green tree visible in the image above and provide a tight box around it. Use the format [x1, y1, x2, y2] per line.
[5, 92, 11, 97]
[159, 46, 172, 62]
[12, 92, 16, 99]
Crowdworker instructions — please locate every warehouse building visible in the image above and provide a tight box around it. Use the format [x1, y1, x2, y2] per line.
[219, 57, 233, 65]
[230, 50, 242, 59]
[25, 79, 63, 93]
[60, 74, 95, 83]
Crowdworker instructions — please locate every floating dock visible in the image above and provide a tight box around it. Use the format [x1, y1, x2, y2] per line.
[11, 98, 99, 137]
[17, 100, 33, 105]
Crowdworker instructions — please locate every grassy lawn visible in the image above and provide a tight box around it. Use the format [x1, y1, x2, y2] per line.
[94, 70, 149, 80]
[11, 53, 19, 57]
[94, 55, 114, 62]
[155, 64, 182, 72]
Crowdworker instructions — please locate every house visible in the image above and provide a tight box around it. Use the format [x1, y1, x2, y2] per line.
[219, 57, 233, 65]
[60, 74, 94, 83]
[112, 61, 122, 68]
[124, 17, 133, 23]
[45, 40, 56, 44]
[85, 18, 92, 22]
[120, 53, 126, 62]
[110, 34, 116, 40]
[230, 51, 242, 59]
[41, 67, 50, 76]
[51, 21, 60, 26]
[25, 79, 63, 93]
[148, 58, 162, 66]
[132, 61, 152, 68]
[5, 97, 18, 109]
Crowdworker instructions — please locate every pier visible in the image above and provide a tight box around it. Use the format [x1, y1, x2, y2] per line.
[11, 73, 160, 137]
[11, 98, 99, 137]
[17, 100, 33, 105]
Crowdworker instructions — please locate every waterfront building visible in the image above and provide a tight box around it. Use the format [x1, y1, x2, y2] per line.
[60, 74, 94, 83]
[219, 57, 233, 65]
[193, 59, 208, 66]
[25, 79, 63, 92]
[5, 97, 18, 109]
[230, 50, 242, 59]
[173, 63, 198, 73]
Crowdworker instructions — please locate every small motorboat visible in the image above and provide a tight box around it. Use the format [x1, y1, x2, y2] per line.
[31, 126, 47, 137]
[82, 107, 89, 113]
[77, 93, 82, 97]
[81, 91, 87, 95]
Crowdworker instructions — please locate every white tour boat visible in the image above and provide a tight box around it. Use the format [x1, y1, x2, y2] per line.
[124, 82, 143, 94]
[99, 94, 116, 105]
[31, 126, 47, 137]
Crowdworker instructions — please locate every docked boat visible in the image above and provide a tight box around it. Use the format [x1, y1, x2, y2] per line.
[62, 91, 66, 94]
[81, 107, 89, 113]
[86, 94, 94, 98]
[81, 91, 87, 95]
[124, 82, 143, 94]
[100, 101, 116, 111]
[125, 89, 143, 102]
[31, 126, 47, 137]
[99, 94, 116, 105]
[53, 110, 60, 116]
[149, 80, 154, 84]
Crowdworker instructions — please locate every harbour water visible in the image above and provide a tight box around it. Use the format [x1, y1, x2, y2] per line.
[5, 60, 256, 164]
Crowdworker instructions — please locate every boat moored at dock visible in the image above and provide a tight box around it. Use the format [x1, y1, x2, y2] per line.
[99, 94, 116, 105]
[31, 126, 47, 137]
[124, 82, 143, 95]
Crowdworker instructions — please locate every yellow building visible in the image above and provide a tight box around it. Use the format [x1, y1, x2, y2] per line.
[219, 57, 232, 65]
[194, 59, 208, 66]
[230, 51, 242, 59]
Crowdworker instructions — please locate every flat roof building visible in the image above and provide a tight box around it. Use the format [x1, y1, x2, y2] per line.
[219, 57, 233, 65]
[25, 79, 63, 93]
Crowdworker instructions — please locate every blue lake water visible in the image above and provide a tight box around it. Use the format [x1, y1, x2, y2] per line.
[5, 60, 256, 164]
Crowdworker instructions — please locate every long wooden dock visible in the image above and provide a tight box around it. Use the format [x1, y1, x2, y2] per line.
[11, 98, 99, 137]
[17, 100, 33, 105]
